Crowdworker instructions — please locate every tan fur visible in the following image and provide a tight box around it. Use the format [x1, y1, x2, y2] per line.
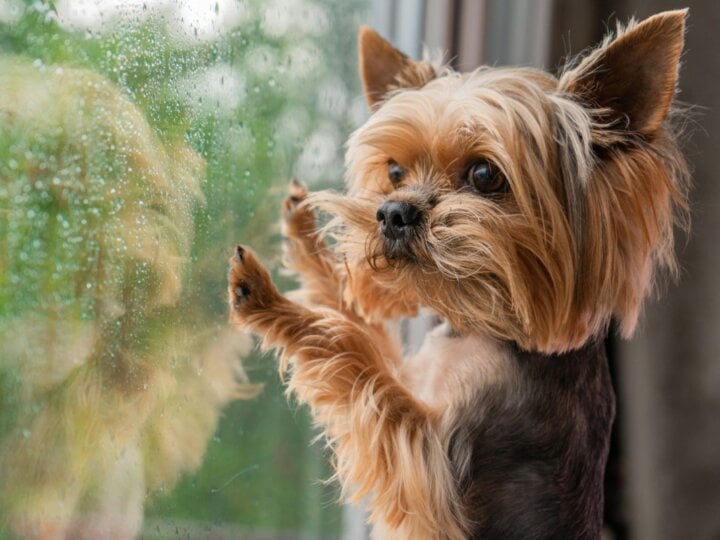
[229, 246, 465, 538]
[404, 322, 515, 410]
[229, 11, 689, 538]
[315, 13, 689, 353]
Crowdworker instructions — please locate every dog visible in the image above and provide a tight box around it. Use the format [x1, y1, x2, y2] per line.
[229, 10, 689, 539]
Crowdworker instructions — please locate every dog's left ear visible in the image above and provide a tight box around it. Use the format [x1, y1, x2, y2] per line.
[358, 26, 436, 110]
[560, 9, 687, 136]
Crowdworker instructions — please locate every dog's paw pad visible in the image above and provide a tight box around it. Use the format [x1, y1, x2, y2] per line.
[282, 180, 317, 241]
[229, 244, 264, 310]
[283, 178, 309, 215]
[288, 177, 308, 200]
[233, 282, 251, 304]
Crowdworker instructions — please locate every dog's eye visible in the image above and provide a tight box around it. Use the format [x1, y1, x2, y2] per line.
[463, 159, 508, 195]
[388, 160, 405, 185]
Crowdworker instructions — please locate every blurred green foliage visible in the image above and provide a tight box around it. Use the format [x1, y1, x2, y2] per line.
[0, 0, 365, 537]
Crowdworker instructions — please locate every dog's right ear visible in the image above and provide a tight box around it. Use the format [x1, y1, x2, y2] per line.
[358, 26, 436, 110]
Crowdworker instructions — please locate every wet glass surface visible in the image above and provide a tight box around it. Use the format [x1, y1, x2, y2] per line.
[0, 1, 365, 537]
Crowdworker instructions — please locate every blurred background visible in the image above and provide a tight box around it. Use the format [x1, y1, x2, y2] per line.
[0, 0, 717, 539]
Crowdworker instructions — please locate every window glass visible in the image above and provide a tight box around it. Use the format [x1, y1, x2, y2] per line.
[0, 0, 365, 536]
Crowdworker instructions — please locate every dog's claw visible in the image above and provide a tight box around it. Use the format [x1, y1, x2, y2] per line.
[230, 246, 251, 309]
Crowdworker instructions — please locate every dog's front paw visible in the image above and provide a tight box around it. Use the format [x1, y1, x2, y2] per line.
[228, 245, 280, 318]
[281, 178, 316, 239]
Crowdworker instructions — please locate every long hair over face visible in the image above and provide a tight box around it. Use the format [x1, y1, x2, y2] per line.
[313, 14, 689, 353]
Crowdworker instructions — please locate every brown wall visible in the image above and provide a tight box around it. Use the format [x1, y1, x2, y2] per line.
[552, 2, 720, 538]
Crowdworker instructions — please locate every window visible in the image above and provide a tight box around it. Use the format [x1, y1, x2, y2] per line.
[0, 0, 366, 537]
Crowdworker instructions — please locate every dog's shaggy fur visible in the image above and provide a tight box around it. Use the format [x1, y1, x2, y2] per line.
[229, 10, 689, 538]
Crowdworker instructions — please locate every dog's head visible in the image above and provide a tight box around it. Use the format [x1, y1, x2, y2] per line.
[315, 10, 689, 353]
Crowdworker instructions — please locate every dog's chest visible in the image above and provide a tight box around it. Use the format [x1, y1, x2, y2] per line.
[400, 322, 514, 411]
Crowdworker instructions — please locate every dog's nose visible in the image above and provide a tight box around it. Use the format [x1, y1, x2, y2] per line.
[376, 201, 421, 240]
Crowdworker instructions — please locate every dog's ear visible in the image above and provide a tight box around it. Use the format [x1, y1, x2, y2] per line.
[358, 26, 436, 110]
[560, 9, 687, 136]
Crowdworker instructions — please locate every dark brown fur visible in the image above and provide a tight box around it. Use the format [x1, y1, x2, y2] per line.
[450, 339, 615, 538]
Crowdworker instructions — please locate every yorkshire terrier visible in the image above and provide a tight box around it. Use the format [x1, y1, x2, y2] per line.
[229, 10, 689, 539]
